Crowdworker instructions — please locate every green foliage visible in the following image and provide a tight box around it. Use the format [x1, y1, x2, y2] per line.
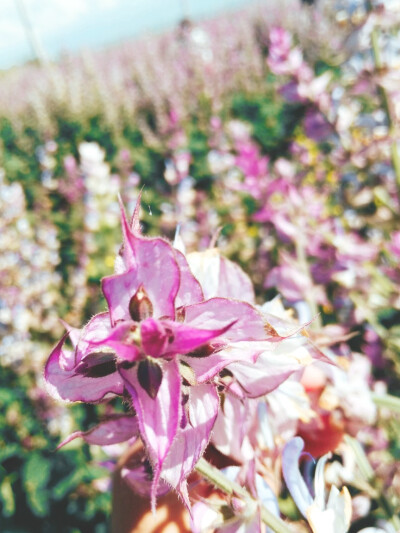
[231, 92, 305, 158]
[0, 367, 110, 532]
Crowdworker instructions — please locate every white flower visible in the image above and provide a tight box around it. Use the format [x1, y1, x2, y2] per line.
[282, 437, 352, 533]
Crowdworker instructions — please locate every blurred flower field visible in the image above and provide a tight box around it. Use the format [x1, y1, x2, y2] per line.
[1, 1, 400, 532]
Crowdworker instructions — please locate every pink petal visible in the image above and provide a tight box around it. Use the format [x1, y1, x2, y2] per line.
[140, 317, 236, 358]
[60, 319, 81, 349]
[168, 320, 236, 355]
[75, 313, 113, 364]
[45, 336, 124, 403]
[119, 358, 182, 511]
[227, 336, 322, 397]
[212, 394, 257, 462]
[218, 255, 255, 304]
[140, 318, 170, 357]
[183, 298, 266, 341]
[102, 238, 180, 324]
[265, 265, 311, 302]
[90, 322, 141, 362]
[187, 250, 255, 303]
[181, 341, 268, 383]
[117, 195, 140, 270]
[57, 415, 139, 448]
[128, 193, 142, 235]
[174, 249, 204, 307]
[102, 269, 141, 324]
[121, 464, 170, 499]
[160, 384, 220, 509]
[228, 353, 302, 398]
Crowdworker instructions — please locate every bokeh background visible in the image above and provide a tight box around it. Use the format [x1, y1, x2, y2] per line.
[1, 0, 400, 531]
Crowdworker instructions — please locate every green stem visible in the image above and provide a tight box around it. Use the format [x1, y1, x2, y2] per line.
[372, 392, 400, 412]
[195, 457, 294, 533]
[344, 435, 400, 529]
[371, 28, 383, 71]
[295, 236, 322, 330]
[344, 435, 374, 481]
[390, 142, 400, 197]
[370, 27, 400, 201]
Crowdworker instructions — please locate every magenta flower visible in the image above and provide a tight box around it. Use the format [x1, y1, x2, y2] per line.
[45, 198, 323, 509]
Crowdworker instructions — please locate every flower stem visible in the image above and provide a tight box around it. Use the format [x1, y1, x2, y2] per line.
[294, 236, 322, 330]
[344, 435, 400, 530]
[195, 457, 294, 533]
[372, 392, 400, 412]
[370, 26, 400, 200]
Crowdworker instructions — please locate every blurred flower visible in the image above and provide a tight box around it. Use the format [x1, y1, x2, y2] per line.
[282, 437, 352, 533]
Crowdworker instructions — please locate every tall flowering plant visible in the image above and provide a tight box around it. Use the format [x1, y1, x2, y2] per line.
[44, 196, 328, 519]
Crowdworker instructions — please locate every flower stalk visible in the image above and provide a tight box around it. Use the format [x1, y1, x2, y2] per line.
[372, 392, 400, 413]
[344, 435, 400, 530]
[195, 457, 294, 533]
[370, 26, 400, 200]
[294, 235, 322, 330]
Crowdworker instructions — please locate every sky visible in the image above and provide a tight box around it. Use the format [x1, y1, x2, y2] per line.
[0, 0, 256, 70]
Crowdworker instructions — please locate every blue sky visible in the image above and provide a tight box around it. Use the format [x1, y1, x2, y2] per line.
[0, 0, 256, 70]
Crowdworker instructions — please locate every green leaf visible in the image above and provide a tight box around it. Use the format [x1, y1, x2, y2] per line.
[52, 468, 88, 500]
[26, 488, 49, 517]
[0, 444, 21, 463]
[22, 453, 51, 491]
[0, 478, 15, 517]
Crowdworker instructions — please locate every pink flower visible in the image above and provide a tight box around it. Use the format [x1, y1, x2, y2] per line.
[45, 198, 323, 510]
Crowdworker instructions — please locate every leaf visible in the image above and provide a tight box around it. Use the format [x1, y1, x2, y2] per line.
[52, 465, 109, 500]
[52, 469, 88, 500]
[26, 489, 49, 517]
[0, 477, 15, 517]
[22, 453, 51, 492]
[0, 444, 20, 463]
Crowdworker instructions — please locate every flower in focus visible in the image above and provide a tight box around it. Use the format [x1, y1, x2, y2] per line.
[45, 198, 322, 510]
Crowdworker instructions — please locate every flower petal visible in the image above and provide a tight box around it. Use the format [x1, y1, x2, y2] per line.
[228, 343, 310, 398]
[212, 394, 256, 463]
[57, 415, 139, 448]
[102, 239, 180, 324]
[75, 312, 113, 364]
[181, 342, 264, 383]
[187, 249, 255, 303]
[60, 319, 81, 349]
[160, 383, 220, 509]
[121, 464, 171, 499]
[140, 318, 170, 357]
[183, 298, 266, 341]
[174, 249, 204, 307]
[141, 317, 237, 358]
[45, 335, 124, 403]
[282, 437, 313, 518]
[119, 358, 182, 511]
[89, 322, 141, 362]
